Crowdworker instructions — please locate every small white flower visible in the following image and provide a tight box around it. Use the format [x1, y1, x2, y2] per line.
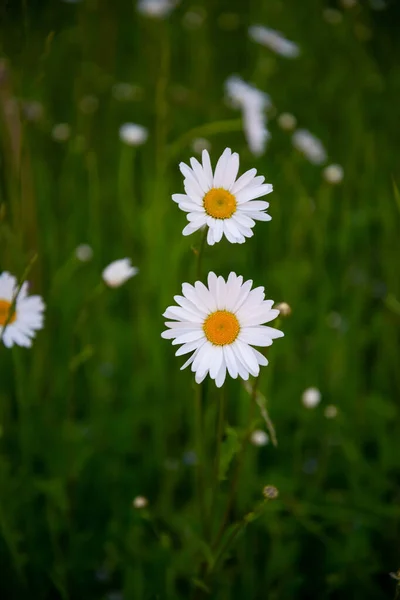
[277, 112, 297, 131]
[75, 244, 93, 262]
[137, 0, 176, 18]
[52, 123, 71, 142]
[323, 164, 344, 184]
[102, 259, 138, 288]
[119, 123, 148, 146]
[249, 25, 300, 58]
[250, 429, 269, 446]
[191, 137, 211, 154]
[225, 76, 271, 156]
[173, 148, 273, 245]
[324, 405, 338, 418]
[302, 387, 321, 408]
[162, 272, 284, 388]
[0, 272, 45, 348]
[132, 495, 148, 509]
[292, 129, 327, 165]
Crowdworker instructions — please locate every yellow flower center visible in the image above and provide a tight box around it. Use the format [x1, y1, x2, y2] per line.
[203, 310, 240, 346]
[203, 188, 237, 219]
[0, 299, 16, 326]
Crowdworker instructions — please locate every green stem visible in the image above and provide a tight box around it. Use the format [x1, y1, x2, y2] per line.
[212, 373, 261, 550]
[196, 227, 207, 281]
[194, 382, 207, 539]
[209, 386, 225, 534]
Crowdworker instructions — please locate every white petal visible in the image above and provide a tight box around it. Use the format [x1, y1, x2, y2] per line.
[223, 152, 240, 190]
[201, 150, 214, 187]
[236, 184, 273, 204]
[230, 168, 257, 194]
[213, 148, 232, 188]
[215, 360, 227, 387]
[223, 344, 239, 378]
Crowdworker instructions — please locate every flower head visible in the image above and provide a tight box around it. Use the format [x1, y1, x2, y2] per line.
[162, 272, 283, 388]
[250, 429, 269, 446]
[173, 148, 273, 245]
[137, 0, 176, 18]
[323, 164, 344, 184]
[0, 272, 45, 348]
[119, 123, 148, 146]
[302, 387, 321, 408]
[225, 76, 271, 156]
[292, 129, 327, 165]
[102, 259, 138, 288]
[249, 25, 300, 58]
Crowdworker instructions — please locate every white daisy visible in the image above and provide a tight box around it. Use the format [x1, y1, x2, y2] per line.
[292, 129, 327, 165]
[225, 76, 272, 156]
[0, 271, 45, 348]
[301, 387, 321, 408]
[161, 272, 284, 388]
[119, 123, 148, 146]
[249, 25, 300, 58]
[172, 148, 273, 245]
[102, 259, 139, 288]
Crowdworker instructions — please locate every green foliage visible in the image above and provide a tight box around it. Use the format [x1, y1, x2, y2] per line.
[1, 0, 400, 599]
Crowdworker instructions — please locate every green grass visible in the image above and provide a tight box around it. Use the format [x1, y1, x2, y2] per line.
[1, 1, 400, 598]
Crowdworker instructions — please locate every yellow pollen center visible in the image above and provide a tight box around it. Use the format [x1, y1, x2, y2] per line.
[203, 188, 237, 219]
[203, 310, 240, 346]
[0, 299, 16, 326]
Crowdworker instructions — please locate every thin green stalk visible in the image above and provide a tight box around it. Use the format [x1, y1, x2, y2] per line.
[196, 227, 207, 281]
[212, 373, 261, 550]
[194, 382, 207, 539]
[117, 145, 136, 235]
[209, 386, 225, 534]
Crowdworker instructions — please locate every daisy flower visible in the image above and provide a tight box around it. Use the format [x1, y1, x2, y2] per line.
[161, 272, 283, 388]
[102, 259, 139, 288]
[292, 129, 327, 165]
[249, 25, 300, 58]
[0, 271, 45, 348]
[173, 148, 273, 245]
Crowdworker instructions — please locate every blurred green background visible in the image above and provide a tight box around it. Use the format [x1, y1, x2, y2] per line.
[1, 0, 400, 598]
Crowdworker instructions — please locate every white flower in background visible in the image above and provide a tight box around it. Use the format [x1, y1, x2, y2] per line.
[75, 244, 93, 262]
[277, 112, 297, 131]
[102, 259, 139, 288]
[0, 272, 45, 348]
[137, 0, 177, 18]
[250, 429, 269, 446]
[302, 387, 321, 408]
[191, 137, 211, 154]
[225, 76, 271, 156]
[292, 129, 327, 165]
[173, 148, 273, 245]
[324, 405, 338, 418]
[132, 496, 148, 509]
[51, 123, 71, 142]
[162, 272, 284, 388]
[119, 123, 148, 146]
[323, 164, 344, 184]
[249, 25, 300, 58]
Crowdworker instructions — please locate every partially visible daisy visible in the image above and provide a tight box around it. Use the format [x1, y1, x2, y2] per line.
[0, 271, 45, 348]
[102, 259, 138, 288]
[172, 148, 273, 245]
[161, 272, 284, 388]
[225, 76, 271, 156]
[249, 25, 300, 58]
[292, 129, 327, 165]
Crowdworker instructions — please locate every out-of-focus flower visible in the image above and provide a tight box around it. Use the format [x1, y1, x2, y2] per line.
[292, 129, 327, 165]
[263, 485, 279, 499]
[119, 123, 148, 146]
[250, 429, 269, 446]
[324, 405, 338, 418]
[277, 112, 297, 131]
[182, 7, 206, 29]
[21, 100, 44, 122]
[75, 244, 93, 262]
[323, 8, 343, 24]
[137, 0, 177, 18]
[173, 148, 273, 245]
[276, 302, 291, 317]
[52, 123, 71, 142]
[162, 271, 283, 388]
[0, 272, 45, 348]
[102, 259, 139, 288]
[112, 83, 143, 102]
[249, 25, 300, 58]
[225, 76, 271, 156]
[79, 95, 99, 115]
[323, 164, 344, 184]
[302, 387, 321, 408]
[132, 496, 148, 509]
[191, 137, 211, 154]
